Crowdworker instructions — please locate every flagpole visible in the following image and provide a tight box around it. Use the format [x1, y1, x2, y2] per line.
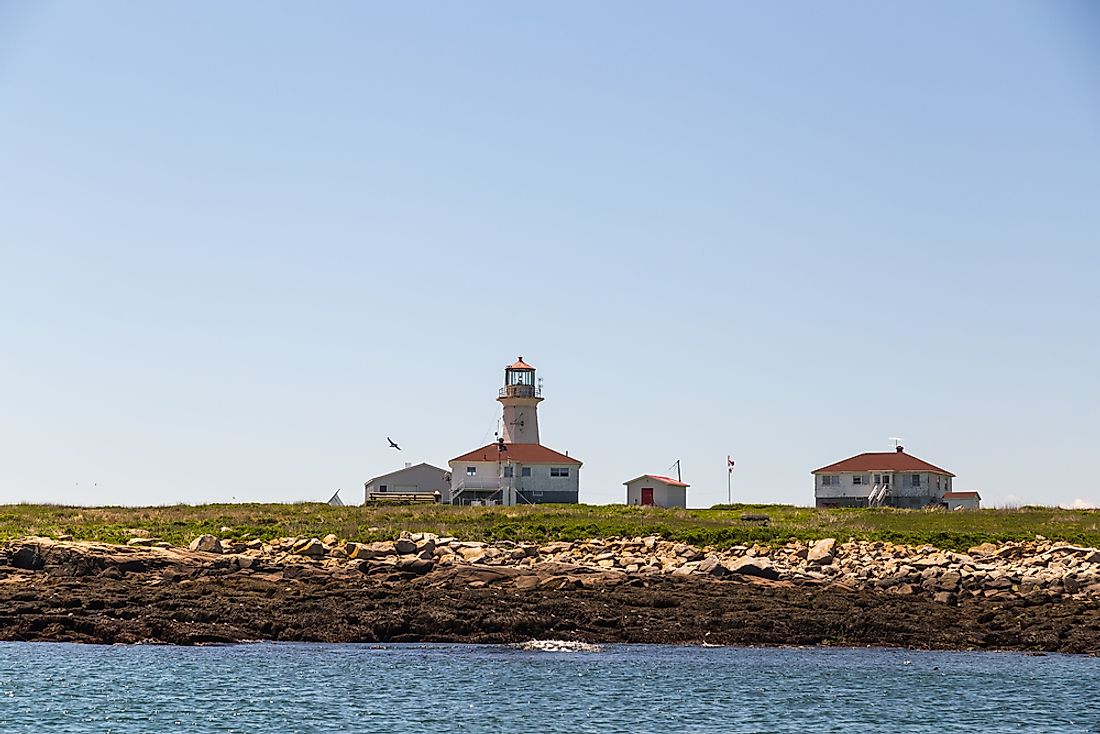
[726, 455, 732, 505]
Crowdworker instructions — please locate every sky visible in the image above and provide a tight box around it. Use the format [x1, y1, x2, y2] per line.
[1, 2, 1098, 509]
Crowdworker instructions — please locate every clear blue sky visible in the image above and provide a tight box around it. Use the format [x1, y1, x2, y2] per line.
[1, 2, 1098, 508]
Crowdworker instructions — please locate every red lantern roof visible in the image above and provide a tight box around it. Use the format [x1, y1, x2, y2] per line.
[508, 357, 535, 370]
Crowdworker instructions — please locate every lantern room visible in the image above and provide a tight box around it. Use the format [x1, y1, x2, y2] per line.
[501, 357, 540, 399]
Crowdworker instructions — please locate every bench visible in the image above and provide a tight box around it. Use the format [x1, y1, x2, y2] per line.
[367, 491, 440, 504]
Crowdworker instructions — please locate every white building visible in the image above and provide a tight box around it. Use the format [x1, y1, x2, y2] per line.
[812, 446, 956, 509]
[943, 491, 981, 511]
[448, 357, 581, 505]
[364, 463, 449, 503]
[624, 475, 688, 508]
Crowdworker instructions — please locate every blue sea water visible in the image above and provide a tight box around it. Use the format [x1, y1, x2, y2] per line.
[0, 642, 1097, 733]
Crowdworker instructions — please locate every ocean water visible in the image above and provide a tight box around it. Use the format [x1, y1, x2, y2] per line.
[0, 642, 1097, 733]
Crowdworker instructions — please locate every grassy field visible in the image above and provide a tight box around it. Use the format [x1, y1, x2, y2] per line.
[1, 503, 1098, 551]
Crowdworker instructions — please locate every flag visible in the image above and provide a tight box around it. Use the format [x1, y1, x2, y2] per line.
[727, 456, 735, 474]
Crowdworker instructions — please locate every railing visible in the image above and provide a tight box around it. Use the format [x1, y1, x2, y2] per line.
[867, 484, 890, 507]
[450, 479, 503, 506]
[499, 384, 542, 399]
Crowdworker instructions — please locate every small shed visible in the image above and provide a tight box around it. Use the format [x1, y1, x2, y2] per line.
[625, 475, 688, 509]
[364, 463, 450, 503]
[943, 491, 981, 511]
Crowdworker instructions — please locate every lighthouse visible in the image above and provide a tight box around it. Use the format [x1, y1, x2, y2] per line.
[448, 357, 581, 505]
[499, 357, 541, 444]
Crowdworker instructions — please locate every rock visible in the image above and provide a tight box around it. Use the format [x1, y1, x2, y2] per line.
[57, 534, 73, 541]
[396, 557, 434, 575]
[696, 555, 726, 576]
[807, 538, 836, 565]
[346, 541, 396, 560]
[936, 571, 962, 591]
[723, 556, 780, 581]
[322, 533, 339, 547]
[189, 535, 223, 554]
[394, 538, 418, 555]
[514, 575, 542, 590]
[9, 547, 44, 571]
[890, 583, 916, 596]
[126, 537, 159, 547]
[457, 546, 487, 563]
[933, 591, 956, 605]
[416, 539, 437, 555]
[968, 542, 999, 557]
[291, 538, 325, 557]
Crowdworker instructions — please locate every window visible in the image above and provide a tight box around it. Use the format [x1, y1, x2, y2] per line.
[502, 466, 514, 478]
[379, 485, 387, 492]
[821, 475, 834, 487]
[874, 474, 881, 485]
[466, 467, 476, 477]
[521, 467, 531, 477]
[883, 474, 890, 485]
[853, 475, 863, 485]
[550, 467, 570, 478]
[911, 474, 921, 487]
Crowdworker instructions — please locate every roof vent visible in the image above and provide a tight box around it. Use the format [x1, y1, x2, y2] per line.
[896, 445, 904, 453]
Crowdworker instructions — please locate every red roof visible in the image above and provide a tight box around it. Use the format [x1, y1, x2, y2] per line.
[508, 357, 535, 370]
[812, 450, 955, 477]
[624, 474, 689, 488]
[450, 443, 581, 465]
[944, 491, 980, 500]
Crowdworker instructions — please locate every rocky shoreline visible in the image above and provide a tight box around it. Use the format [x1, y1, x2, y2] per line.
[2, 533, 1099, 653]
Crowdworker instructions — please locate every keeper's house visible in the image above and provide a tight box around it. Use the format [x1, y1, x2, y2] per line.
[812, 446, 956, 509]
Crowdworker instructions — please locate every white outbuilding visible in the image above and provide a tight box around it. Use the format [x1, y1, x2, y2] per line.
[943, 491, 981, 511]
[364, 462, 449, 503]
[624, 475, 689, 509]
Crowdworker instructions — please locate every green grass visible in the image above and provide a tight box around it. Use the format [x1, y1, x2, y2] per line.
[1, 503, 1099, 551]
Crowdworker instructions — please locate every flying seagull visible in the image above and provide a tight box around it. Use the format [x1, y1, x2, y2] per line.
[387, 437, 401, 450]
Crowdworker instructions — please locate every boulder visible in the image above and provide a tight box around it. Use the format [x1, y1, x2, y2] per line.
[189, 535, 223, 554]
[322, 533, 339, 547]
[126, 537, 159, 547]
[9, 547, 45, 571]
[807, 538, 836, 565]
[291, 538, 325, 557]
[457, 546, 487, 563]
[345, 541, 396, 560]
[394, 538, 418, 555]
[396, 557, 435, 575]
[722, 556, 780, 581]
[689, 555, 718, 576]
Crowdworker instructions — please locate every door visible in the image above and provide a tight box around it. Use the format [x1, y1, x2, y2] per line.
[640, 487, 654, 506]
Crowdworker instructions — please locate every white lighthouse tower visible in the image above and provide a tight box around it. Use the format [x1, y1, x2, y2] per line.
[447, 356, 581, 505]
[499, 357, 541, 444]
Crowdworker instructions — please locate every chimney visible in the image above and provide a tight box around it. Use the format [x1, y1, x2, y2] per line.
[896, 446, 904, 453]
[405, 462, 412, 468]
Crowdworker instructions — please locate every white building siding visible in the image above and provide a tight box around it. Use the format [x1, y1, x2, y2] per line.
[625, 479, 687, 509]
[815, 471, 952, 508]
[364, 464, 450, 503]
[448, 459, 580, 505]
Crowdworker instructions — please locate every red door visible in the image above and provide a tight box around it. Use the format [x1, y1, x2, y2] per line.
[640, 487, 654, 506]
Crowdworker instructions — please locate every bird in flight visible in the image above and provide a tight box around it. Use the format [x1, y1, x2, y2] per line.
[387, 437, 401, 450]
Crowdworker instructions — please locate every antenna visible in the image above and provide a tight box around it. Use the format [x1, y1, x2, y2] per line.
[888, 436, 904, 449]
[537, 376, 544, 396]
